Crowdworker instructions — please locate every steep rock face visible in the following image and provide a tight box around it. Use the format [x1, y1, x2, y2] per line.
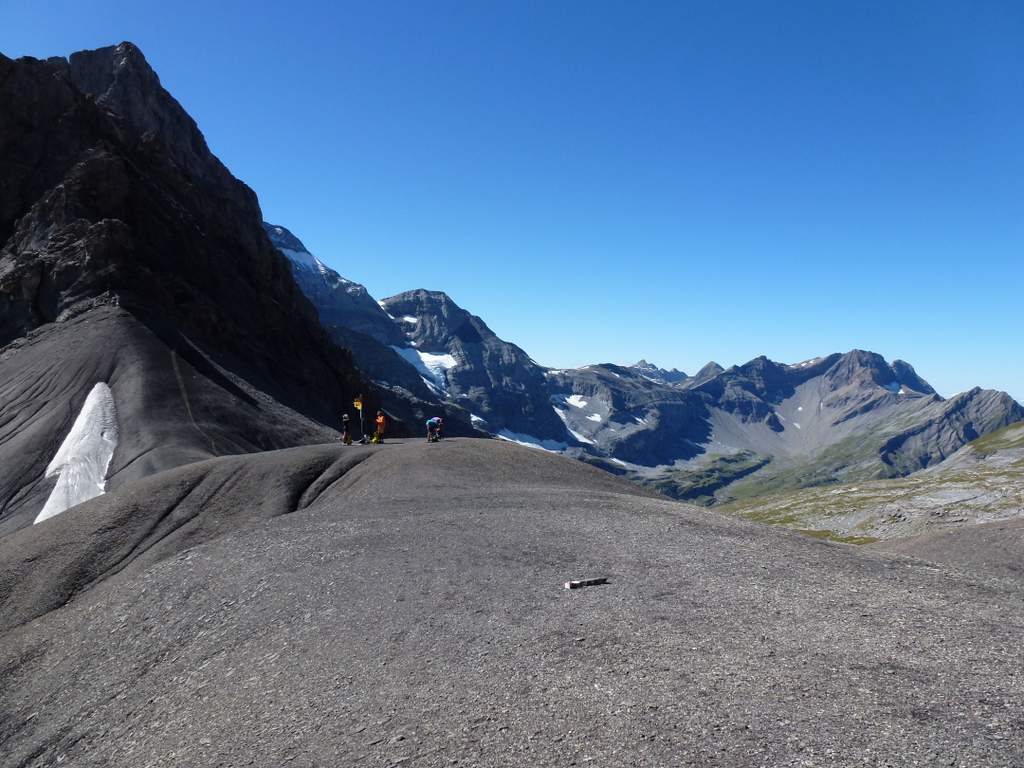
[880, 388, 1024, 473]
[382, 290, 565, 439]
[64, 44, 235, 190]
[263, 223, 403, 346]
[0, 43, 390, 527]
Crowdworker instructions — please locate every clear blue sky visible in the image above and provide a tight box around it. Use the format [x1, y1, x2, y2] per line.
[4, 1, 1022, 400]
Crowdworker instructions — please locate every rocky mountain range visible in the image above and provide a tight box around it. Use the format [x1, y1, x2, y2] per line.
[264, 220, 1023, 503]
[565, 352, 1022, 504]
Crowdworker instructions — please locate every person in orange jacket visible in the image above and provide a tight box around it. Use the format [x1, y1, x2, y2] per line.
[374, 410, 387, 443]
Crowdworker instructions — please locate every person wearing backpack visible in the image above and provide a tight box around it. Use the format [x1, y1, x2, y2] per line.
[373, 410, 387, 443]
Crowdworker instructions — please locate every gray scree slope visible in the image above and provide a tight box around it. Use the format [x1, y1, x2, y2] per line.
[2, 439, 1023, 767]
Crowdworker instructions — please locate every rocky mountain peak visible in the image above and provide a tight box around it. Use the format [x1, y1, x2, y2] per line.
[630, 359, 688, 384]
[729, 355, 792, 398]
[687, 361, 724, 386]
[263, 222, 310, 254]
[382, 290, 489, 350]
[385, 289, 460, 314]
[825, 350, 898, 389]
[823, 350, 936, 396]
[64, 42, 233, 189]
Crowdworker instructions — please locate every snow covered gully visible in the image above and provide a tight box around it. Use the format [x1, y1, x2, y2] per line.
[34, 382, 119, 524]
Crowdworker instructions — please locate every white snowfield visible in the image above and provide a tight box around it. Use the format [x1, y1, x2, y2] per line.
[551, 407, 595, 445]
[566, 394, 588, 409]
[496, 429, 569, 453]
[35, 382, 119, 524]
[791, 357, 823, 369]
[551, 406, 596, 445]
[390, 346, 459, 391]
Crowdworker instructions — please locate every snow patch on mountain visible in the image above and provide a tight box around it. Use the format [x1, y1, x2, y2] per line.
[496, 429, 569, 453]
[566, 394, 588, 409]
[790, 357, 823, 369]
[35, 383, 119, 524]
[552, 407, 596, 445]
[390, 347, 458, 390]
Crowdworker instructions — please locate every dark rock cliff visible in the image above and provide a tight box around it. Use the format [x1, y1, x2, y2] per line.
[0, 43, 394, 527]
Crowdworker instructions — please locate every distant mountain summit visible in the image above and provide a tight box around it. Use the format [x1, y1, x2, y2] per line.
[382, 289, 565, 440]
[550, 349, 1021, 501]
[630, 360, 689, 385]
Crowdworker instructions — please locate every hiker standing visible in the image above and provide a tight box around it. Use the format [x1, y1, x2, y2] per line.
[374, 410, 387, 443]
[341, 413, 352, 445]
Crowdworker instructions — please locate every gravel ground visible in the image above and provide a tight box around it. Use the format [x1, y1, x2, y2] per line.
[877, 518, 1024, 583]
[2, 438, 1023, 767]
